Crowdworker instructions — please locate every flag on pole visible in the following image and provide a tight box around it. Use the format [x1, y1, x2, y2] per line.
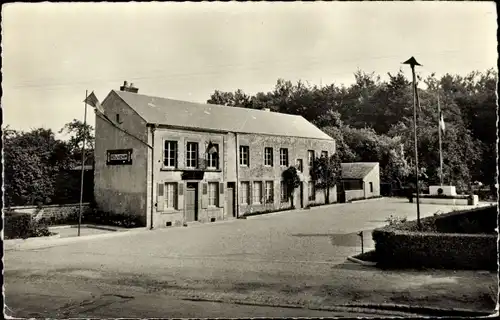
[83, 91, 105, 114]
[439, 111, 445, 133]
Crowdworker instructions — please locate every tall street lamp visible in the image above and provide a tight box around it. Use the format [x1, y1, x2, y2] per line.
[403, 56, 422, 230]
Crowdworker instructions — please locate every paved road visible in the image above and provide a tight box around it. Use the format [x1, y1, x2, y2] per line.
[5, 198, 496, 317]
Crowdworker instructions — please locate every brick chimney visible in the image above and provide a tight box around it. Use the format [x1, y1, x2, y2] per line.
[120, 81, 139, 93]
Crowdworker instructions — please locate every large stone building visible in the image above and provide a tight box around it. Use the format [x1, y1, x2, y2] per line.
[94, 83, 336, 229]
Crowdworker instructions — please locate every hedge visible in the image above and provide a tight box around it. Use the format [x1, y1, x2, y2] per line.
[372, 229, 496, 270]
[372, 205, 498, 270]
[5, 212, 52, 239]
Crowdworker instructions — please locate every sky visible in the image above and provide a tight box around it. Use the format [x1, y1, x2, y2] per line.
[2, 2, 497, 139]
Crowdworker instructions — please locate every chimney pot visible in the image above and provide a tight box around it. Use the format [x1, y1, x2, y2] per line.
[124, 81, 128, 86]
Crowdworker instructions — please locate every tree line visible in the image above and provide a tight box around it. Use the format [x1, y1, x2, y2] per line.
[4, 120, 95, 207]
[207, 69, 497, 193]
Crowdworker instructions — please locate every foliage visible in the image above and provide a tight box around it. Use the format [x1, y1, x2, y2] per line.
[207, 68, 497, 193]
[310, 153, 342, 203]
[282, 166, 301, 209]
[4, 128, 73, 206]
[385, 215, 408, 226]
[83, 209, 144, 228]
[4, 121, 95, 207]
[4, 212, 52, 239]
[58, 119, 95, 164]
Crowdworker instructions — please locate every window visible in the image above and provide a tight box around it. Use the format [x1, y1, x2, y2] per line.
[370, 182, 374, 193]
[165, 183, 178, 209]
[186, 142, 198, 168]
[296, 159, 303, 172]
[240, 146, 249, 166]
[116, 114, 121, 123]
[164, 141, 178, 167]
[240, 182, 250, 205]
[280, 148, 289, 167]
[253, 182, 263, 204]
[280, 181, 288, 202]
[265, 181, 274, 204]
[264, 147, 273, 166]
[344, 180, 363, 190]
[308, 181, 316, 201]
[308, 150, 315, 167]
[207, 144, 219, 169]
[321, 151, 328, 158]
[208, 182, 219, 206]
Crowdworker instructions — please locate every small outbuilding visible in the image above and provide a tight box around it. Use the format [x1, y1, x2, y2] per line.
[339, 162, 380, 202]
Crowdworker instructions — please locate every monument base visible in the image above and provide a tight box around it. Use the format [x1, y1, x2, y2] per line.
[429, 185, 457, 196]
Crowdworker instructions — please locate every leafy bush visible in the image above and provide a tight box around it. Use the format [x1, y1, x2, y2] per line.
[5, 212, 52, 239]
[83, 209, 144, 228]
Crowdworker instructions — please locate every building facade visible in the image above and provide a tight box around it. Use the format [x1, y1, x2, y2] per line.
[94, 83, 336, 229]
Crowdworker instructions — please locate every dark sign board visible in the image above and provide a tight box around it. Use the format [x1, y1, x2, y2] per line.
[107, 149, 133, 165]
[181, 171, 205, 181]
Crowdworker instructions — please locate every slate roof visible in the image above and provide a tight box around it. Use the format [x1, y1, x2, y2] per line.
[341, 162, 378, 179]
[112, 90, 333, 140]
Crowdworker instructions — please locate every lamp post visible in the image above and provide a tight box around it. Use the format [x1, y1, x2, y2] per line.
[403, 56, 422, 230]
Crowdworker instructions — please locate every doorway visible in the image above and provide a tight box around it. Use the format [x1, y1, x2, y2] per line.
[185, 182, 198, 222]
[227, 182, 236, 218]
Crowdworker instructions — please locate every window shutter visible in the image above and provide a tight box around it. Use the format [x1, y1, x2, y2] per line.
[178, 182, 184, 196]
[157, 183, 165, 212]
[201, 183, 208, 209]
[218, 182, 224, 208]
[177, 182, 184, 211]
[248, 182, 253, 204]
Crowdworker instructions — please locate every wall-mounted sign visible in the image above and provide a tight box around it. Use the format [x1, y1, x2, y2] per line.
[181, 171, 204, 180]
[107, 149, 133, 165]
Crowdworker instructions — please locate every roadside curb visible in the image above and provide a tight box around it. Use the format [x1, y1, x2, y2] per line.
[49, 224, 126, 231]
[346, 255, 377, 266]
[180, 296, 492, 317]
[180, 296, 422, 317]
[4, 227, 147, 251]
[334, 302, 493, 317]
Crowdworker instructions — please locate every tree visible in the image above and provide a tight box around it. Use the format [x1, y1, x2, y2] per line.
[282, 166, 301, 209]
[4, 128, 73, 206]
[59, 119, 94, 165]
[310, 153, 342, 204]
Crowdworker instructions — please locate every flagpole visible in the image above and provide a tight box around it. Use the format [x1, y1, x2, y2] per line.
[437, 92, 443, 186]
[78, 90, 88, 237]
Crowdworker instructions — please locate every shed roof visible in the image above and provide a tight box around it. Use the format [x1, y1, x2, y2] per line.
[341, 162, 378, 179]
[112, 90, 333, 140]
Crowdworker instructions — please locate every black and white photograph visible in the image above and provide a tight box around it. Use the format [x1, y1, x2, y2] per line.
[2, 1, 498, 318]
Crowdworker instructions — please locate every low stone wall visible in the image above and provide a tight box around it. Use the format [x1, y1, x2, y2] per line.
[8, 203, 92, 222]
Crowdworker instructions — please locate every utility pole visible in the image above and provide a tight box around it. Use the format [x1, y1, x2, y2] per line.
[403, 57, 422, 230]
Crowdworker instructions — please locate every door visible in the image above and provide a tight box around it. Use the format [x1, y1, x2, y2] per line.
[185, 182, 198, 222]
[226, 182, 235, 218]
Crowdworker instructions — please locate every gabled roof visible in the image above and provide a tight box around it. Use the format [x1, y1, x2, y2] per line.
[341, 162, 378, 179]
[112, 90, 333, 140]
